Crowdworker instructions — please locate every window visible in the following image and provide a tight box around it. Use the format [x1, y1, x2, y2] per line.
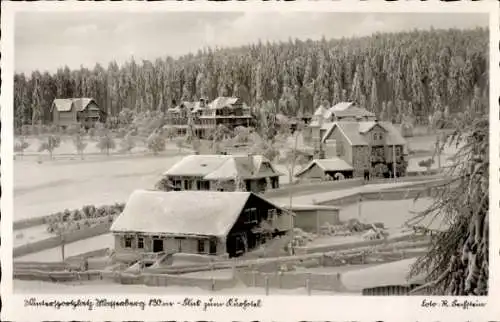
[209, 239, 217, 254]
[267, 209, 277, 220]
[173, 180, 182, 190]
[197, 180, 210, 190]
[198, 240, 206, 253]
[336, 142, 345, 156]
[244, 208, 258, 224]
[124, 236, 133, 248]
[137, 237, 144, 249]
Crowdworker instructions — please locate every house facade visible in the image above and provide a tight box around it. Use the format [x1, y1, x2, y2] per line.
[110, 190, 293, 260]
[305, 102, 376, 146]
[198, 97, 252, 138]
[51, 98, 105, 128]
[159, 154, 282, 193]
[164, 98, 208, 136]
[320, 121, 408, 178]
[164, 97, 253, 138]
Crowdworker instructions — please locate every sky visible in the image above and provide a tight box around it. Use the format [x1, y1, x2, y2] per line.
[15, 12, 488, 74]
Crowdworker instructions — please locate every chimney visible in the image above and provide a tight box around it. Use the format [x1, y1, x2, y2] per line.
[199, 98, 206, 108]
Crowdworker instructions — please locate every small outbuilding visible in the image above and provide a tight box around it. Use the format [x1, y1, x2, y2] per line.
[284, 204, 341, 234]
[110, 190, 293, 261]
[295, 158, 354, 181]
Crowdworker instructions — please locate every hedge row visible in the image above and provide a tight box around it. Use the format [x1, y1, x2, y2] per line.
[45, 203, 125, 234]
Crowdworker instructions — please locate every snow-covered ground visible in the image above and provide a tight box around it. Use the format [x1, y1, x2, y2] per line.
[15, 234, 114, 262]
[17, 136, 153, 156]
[341, 257, 421, 291]
[13, 225, 54, 247]
[305, 235, 365, 248]
[14, 280, 345, 295]
[270, 180, 436, 206]
[179, 269, 235, 279]
[14, 154, 183, 221]
[339, 198, 434, 229]
[14, 151, 298, 222]
[293, 263, 378, 274]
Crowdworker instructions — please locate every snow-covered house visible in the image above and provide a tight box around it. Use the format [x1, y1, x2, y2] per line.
[50, 98, 105, 129]
[193, 96, 251, 137]
[311, 102, 376, 125]
[110, 190, 293, 260]
[305, 102, 376, 150]
[160, 154, 283, 193]
[295, 158, 355, 181]
[320, 120, 408, 178]
[164, 98, 208, 136]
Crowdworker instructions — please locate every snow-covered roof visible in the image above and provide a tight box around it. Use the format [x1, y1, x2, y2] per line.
[330, 102, 354, 112]
[164, 154, 283, 179]
[313, 105, 327, 116]
[312, 102, 375, 121]
[295, 158, 354, 177]
[72, 98, 95, 111]
[320, 122, 334, 131]
[334, 107, 376, 119]
[52, 99, 73, 112]
[321, 121, 407, 146]
[110, 190, 252, 237]
[209, 97, 241, 110]
[309, 120, 321, 127]
[341, 258, 427, 291]
[358, 121, 379, 133]
[51, 98, 96, 112]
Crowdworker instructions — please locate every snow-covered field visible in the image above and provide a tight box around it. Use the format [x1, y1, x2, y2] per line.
[13, 225, 54, 247]
[14, 149, 297, 222]
[179, 269, 235, 279]
[270, 180, 436, 206]
[293, 263, 378, 274]
[17, 136, 151, 156]
[14, 280, 345, 295]
[14, 155, 182, 221]
[15, 234, 113, 262]
[340, 198, 435, 229]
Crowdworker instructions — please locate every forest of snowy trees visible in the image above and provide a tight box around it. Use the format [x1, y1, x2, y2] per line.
[14, 27, 488, 130]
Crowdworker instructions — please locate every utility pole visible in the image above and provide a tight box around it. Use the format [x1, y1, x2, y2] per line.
[358, 194, 363, 220]
[393, 143, 396, 182]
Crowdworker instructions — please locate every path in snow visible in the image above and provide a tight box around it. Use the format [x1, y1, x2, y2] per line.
[269, 179, 438, 206]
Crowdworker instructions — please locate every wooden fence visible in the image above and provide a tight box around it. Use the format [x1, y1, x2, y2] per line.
[13, 223, 112, 258]
[13, 241, 430, 295]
